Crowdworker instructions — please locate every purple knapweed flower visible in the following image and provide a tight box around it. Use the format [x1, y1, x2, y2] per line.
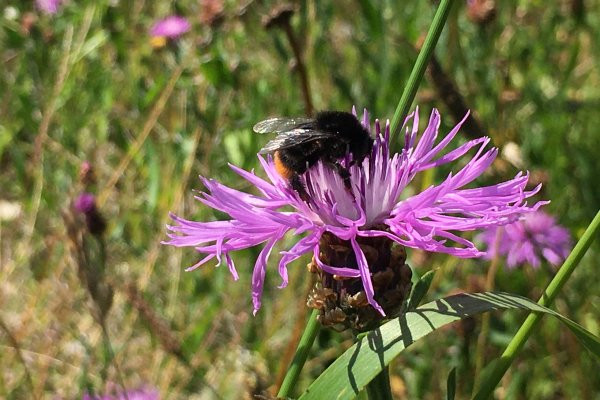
[83, 385, 159, 400]
[149, 16, 191, 39]
[164, 107, 546, 315]
[479, 210, 571, 268]
[73, 192, 106, 236]
[36, 0, 62, 14]
[74, 192, 96, 214]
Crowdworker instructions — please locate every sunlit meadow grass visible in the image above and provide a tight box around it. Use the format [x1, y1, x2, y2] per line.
[1, 1, 599, 399]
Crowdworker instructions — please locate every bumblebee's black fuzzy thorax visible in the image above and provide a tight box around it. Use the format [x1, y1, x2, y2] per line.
[314, 111, 373, 164]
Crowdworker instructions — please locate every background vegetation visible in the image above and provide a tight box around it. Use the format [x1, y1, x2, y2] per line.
[1, 0, 599, 398]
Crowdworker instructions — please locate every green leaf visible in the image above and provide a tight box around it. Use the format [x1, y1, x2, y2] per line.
[74, 30, 108, 63]
[299, 292, 600, 400]
[200, 56, 234, 87]
[223, 129, 253, 167]
[446, 367, 456, 400]
[406, 269, 436, 310]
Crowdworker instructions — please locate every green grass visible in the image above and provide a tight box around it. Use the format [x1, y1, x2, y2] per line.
[1, 1, 599, 399]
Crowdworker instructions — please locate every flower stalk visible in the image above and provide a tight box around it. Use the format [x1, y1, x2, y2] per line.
[277, 309, 321, 398]
[390, 0, 456, 137]
[473, 210, 600, 399]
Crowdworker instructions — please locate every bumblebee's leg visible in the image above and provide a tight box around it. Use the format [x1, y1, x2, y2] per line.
[290, 173, 310, 203]
[331, 162, 352, 191]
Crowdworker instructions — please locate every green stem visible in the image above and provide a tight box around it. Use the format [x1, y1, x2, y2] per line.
[278, 309, 321, 398]
[390, 0, 455, 137]
[473, 210, 600, 400]
[366, 366, 393, 400]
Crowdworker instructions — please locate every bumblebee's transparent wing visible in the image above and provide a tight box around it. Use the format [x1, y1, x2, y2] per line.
[258, 129, 334, 154]
[253, 117, 313, 134]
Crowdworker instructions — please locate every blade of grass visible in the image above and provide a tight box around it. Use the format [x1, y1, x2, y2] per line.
[390, 0, 455, 137]
[15, 25, 73, 278]
[472, 210, 600, 399]
[97, 60, 185, 207]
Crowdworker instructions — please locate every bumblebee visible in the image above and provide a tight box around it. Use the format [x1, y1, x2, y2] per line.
[253, 111, 373, 199]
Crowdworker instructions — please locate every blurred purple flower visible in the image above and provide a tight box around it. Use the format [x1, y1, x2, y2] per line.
[164, 107, 546, 315]
[36, 0, 62, 14]
[79, 160, 96, 185]
[150, 16, 191, 38]
[73, 192, 106, 236]
[74, 192, 96, 214]
[480, 210, 572, 268]
[83, 386, 159, 400]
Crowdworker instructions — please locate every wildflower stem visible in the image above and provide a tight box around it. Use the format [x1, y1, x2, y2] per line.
[390, 0, 455, 137]
[278, 309, 321, 398]
[473, 210, 600, 400]
[100, 321, 129, 397]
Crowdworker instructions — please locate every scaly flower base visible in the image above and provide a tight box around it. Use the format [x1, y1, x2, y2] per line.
[307, 227, 412, 332]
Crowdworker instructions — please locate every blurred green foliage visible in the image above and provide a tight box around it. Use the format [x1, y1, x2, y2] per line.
[0, 0, 599, 399]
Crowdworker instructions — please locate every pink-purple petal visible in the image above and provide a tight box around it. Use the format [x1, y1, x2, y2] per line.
[150, 16, 191, 38]
[277, 232, 321, 288]
[312, 246, 361, 278]
[351, 236, 385, 316]
[252, 231, 285, 315]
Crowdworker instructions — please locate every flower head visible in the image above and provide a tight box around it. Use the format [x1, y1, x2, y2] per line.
[164, 107, 546, 315]
[74, 192, 96, 214]
[80, 160, 95, 185]
[73, 192, 106, 236]
[149, 16, 191, 39]
[479, 210, 571, 268]
[36, 0, 62, 14]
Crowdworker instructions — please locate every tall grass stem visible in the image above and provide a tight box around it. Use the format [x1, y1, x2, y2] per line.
[390, 0, 455, 137]
[278, 309, 321, 397]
